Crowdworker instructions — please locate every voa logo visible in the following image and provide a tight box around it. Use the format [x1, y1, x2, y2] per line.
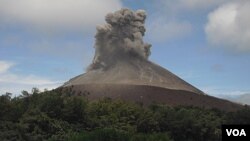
[226, 129, 246, 136]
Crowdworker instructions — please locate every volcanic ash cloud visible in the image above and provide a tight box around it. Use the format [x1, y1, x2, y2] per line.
[88, 8, 151, 71]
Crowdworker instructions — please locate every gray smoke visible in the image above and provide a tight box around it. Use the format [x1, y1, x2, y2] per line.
[88, 8, 151, 71]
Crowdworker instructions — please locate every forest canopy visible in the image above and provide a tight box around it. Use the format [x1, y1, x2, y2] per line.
[0, 88, 250, 141]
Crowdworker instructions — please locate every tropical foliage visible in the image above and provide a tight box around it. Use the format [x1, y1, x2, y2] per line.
[0, 88, 249, 141]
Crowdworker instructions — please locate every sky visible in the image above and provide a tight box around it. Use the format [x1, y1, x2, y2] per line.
[0, 0, 249, 97]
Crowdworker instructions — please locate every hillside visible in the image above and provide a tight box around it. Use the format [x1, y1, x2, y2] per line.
[64, 84, 243, 111]
[63, 58, 203, 94]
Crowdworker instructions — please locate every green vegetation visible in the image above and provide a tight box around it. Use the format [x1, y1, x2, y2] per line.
[0, 88, 250, 141]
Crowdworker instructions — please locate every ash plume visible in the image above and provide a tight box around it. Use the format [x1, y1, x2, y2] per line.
[88, 8, 151, 71]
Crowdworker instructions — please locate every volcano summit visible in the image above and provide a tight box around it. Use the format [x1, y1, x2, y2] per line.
[63, 9, 242, 111]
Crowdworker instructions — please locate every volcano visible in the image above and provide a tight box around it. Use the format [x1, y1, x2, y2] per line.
[62, 9, 242, 111]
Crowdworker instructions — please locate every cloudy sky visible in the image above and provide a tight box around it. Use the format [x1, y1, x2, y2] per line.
[0, 0, 249, 97]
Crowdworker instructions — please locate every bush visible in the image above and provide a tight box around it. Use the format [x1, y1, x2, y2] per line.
[0, 89, 249, 141]
[67, 129, 172, 141]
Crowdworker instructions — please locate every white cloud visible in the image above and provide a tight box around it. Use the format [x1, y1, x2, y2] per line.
[0, 0, 122, 32]
[147, 20, 192, 42]
[0, 60, 62, 95]
[0, 61, 14, 74]
[205, 1, 250, 52]
[148, 0, 238, 43]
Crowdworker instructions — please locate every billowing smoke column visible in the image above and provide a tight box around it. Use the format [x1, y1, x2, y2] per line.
[88, 8, 151, 71]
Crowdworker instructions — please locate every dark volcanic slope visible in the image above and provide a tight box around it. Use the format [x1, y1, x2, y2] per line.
[64, 84, 243, 111]
[63, 59, 203, 95]
[62, 58, 243, 111]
